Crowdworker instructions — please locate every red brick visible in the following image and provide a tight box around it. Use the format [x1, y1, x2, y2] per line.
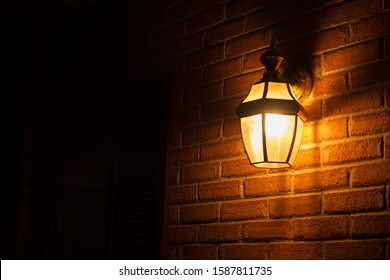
[172, 146, 199, 165]
[294, 168, 348, 192]
[170, 185, 197, 205]
[151, 21, 185, 46]
[386, 35, 390, 58]
[386, 135, 390, 158]
[186, 44, 224, 70]
[202, 96, 242, 121]
[294, 0, 340, 14]
[199, 223, 241, 242]
[182, 122, 222, 145]
[174, 107, 200, 128]
[167, 33, 203, 57]
[351, 214, 390, 238]
[168, 1, 203, 22]
[351, 161, 390, 187]
[324, 89, 382, 117]
[204, 0, 230, 8]
[324, 187, 385, 214]
[221, 199, 267, 221]
[221, 158, 266, 177]
[171, 166, 179, 185]
[172, 91, 182, 111]
[181, 162, 219, 183]
[388, 186, 390, 210]
[156, 57, 184, 75]
[180, 244, 219, 260]
[302, 118, 348, 145]
[151, 0, 181, 12]
[220, 243, 267, 260]
[322, 138, 382, 165]
[181, 202, 220, 223]
[271, 12, 321, 42]
[204, 57, 244, 82]
[350, 111, 390, 136]
[322, 0, 381, 28]
[198, 180, 241, 201]
[171, 69, 202, 91]
[386, 87, 390, 107]
[187, 6, 225, 33]
[296, 26, 348, 53]
[244, 51, 265, 71]
[244, 175, 291, 197]
[293, 216, 349, 240]
[351, 61, 390, 90]
[294, 147, 321, 169]
[168, 225, 197, 243]
[304, 100, 322, 121]
[183, 82, 223, 106]
[243, 220, 291, 241]
[224, 72, 261, 96]
[226, 0, 267, 19]
[352, 12, 390, 41]
[168, 206, 179, 224]
[224, 118, 240, 137]
[313, 72, 348, 97]
[246, 2, 292, 31]
[172, 129, 181, 148]
[201, 138, 244, 160]
[269, 194, 321, 218]
[324, 240, 386, 259]
[204, 18, 246, 46]
[226, 30, 269, 58]
[269, 242, 322, 260]
[324, 40, 381, 72]
[309, 56, 322, 78]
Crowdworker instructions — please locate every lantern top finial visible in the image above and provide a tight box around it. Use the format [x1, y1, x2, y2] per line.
[260, 39, 284, 82]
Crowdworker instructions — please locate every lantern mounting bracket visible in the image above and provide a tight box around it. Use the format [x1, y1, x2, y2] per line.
[282, 66, 313, 102]
[260, 39, 313, 102]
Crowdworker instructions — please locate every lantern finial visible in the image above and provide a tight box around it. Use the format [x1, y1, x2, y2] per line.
[260, 39, 284, 82]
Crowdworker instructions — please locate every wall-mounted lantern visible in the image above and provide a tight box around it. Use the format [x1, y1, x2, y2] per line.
[236, 40, 313, 168]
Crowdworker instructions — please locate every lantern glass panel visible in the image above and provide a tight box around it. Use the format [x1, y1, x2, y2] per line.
[265, 82, 293, 100]
[288, 116, 304, 165]
[242, 83, 265, 103]
[240, 114, 264, 163]
[265, 113, 295, 162]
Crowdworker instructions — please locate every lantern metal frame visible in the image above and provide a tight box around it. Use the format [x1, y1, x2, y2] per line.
[236, 40, 313, 168]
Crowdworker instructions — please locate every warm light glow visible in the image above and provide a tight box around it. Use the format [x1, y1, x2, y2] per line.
[238, 82, 306, 168]
[265, 82, 292, 100]
[236, 42, 311, 168]
[265, 114, 289, 136]
[241, 114, 263, 163]
[265, 113, 295, 162]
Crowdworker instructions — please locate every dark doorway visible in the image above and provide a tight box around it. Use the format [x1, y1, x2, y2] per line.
[1, 12, 32, 260]
[42, 75, 171, 259]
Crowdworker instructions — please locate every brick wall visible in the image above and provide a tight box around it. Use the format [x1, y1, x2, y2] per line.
[137, 0, 390, 260]
[13, 0, 390, 259]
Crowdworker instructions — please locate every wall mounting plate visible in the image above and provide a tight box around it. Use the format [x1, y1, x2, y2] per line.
[283, 66, 313, 102]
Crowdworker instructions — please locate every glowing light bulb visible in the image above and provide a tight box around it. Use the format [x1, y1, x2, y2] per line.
[265, 114, 289, 137]
[265, 113, 295, 162]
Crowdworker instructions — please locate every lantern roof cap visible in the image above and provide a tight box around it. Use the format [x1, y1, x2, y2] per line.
[260, 39, 284, 82]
